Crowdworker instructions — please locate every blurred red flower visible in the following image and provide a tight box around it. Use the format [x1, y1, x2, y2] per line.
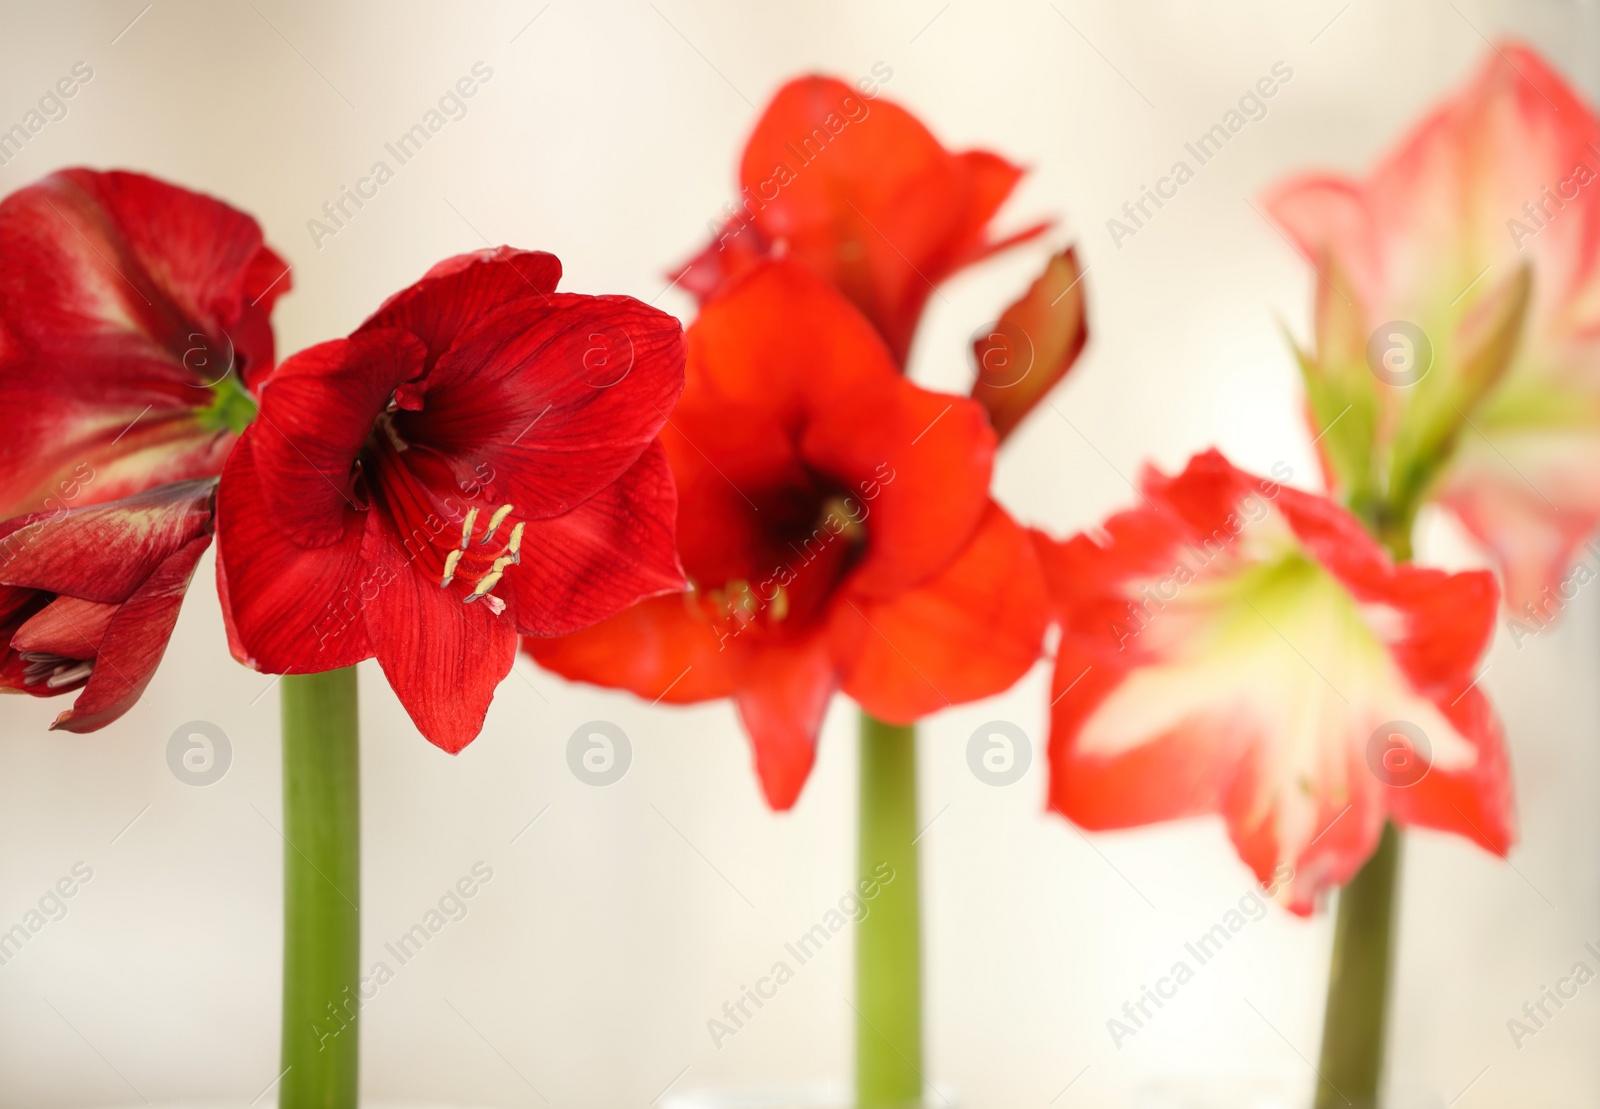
[217, 249, 687, 751]
[1041, 450, 1513, 913]
[674, 75, 1048, 366]
[528, 261, 1047, 808]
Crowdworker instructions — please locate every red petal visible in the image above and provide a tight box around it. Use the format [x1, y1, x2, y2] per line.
[358, 247, 561, 364]
[360, 507, 517, 752]
[249, 331, 426, 547]
[971, 247, 1089, 441]
[12, 595, 118, 658]
[834, 502, 1047, 723]
[525, 592, 735, 704]
[0, 479, 214, 602]
[734, 634, 838, 810]
[215, 435, 373, 672]
[52, 535, 210, 732]
[398, 293, 684, 520]
[678, 77, 1042, 362]
[506, 439, 685, 636]
[0, 169, 287, 517]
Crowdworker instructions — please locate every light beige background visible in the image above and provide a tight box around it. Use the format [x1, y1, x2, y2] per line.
[0, 0, 1596, 1105]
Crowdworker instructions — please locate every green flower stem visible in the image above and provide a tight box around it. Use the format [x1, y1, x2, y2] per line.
[1315, 822, 1401, 1109]
[856, 712, 923, 1109]
[279, 668, 361, 1108]
[1315, 519, 1413, 1109]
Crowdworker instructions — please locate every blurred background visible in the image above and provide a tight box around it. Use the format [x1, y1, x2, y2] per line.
[0, 0, 1597, 1105]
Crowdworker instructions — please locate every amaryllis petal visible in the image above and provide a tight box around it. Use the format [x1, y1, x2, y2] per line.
[216, 435, 373, 672]
[1046, 450, 1513, 914]
[676, 75, 1046, 363]
[409, 293, 684, 520]
[970, 248, 1089, 441]
[0, 169, 288, 519]
[834, 502, 1048, 723]
[523, 592, 735, 704]
[507, 440, 684, 637]
[0, 479, 216, 732]
[734, 634, 838, 811]
[361, 508, 519, 753]
[1265, 43, 1600, 614]
[249, 331, 426, 548]
[359, 247, 561, 365]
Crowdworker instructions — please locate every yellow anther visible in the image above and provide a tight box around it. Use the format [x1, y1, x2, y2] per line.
[507, 521, 524, 563]
[464, 570, 503, 601]
[460, 507, 479, 549]
[770, 584, 789, 622]
[489, 555, 515, 574]
[481, 504, 514, 544]
[440, 548, 463, 587]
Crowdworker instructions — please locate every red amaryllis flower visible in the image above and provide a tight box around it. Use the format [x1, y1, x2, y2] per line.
[0, 168, 290, 519]
[674, 74, 1048, 365]
[1042, 450, 1513, 914]
[217, 248, 686, 751]
[528, 261, 1048, 808]
[0, 480, 215, 732]
[1265, 44, 1600, 615]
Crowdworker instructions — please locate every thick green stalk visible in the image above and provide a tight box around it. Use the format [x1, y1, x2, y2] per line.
[1315, 521, 1412, 1109]
[279, 668, 361, 1108]
[1315, 822, 1401, 1109]
[855, 712, 923, 1109]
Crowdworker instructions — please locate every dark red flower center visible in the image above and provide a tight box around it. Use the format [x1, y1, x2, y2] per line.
[362, 416, 524, 613]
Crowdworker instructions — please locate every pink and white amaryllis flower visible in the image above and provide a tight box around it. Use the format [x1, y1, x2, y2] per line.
[1266, 43, 1600, 617]
[0, 480, 215, 731]
[1041, 450, 1514, 913]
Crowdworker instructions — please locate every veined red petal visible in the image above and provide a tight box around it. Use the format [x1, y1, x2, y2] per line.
[506, 439, 684, 636]
[249, 331, 427, 548]
[0, 478, 214, 602]
[399, 293, 684, 520]
[361, 505, 518, 753]
[358, 247, 561, 365]
[0, 169, 288, 518]
[215, 435, 373, 672]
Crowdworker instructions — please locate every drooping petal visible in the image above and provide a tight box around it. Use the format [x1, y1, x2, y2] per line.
[1047, 450, 1512, 913]
[51, 534, 211, 732]
[505, 439, 684, 636]
[215, 436, 373, 672]
[834, 501, 1047, 723]
[0, 478, 215, 602]
[970, 247, 1089, 441]
[0, 169, 288, 518]
[675, 76, 1046, 363]
[12, 595, 119, 659]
